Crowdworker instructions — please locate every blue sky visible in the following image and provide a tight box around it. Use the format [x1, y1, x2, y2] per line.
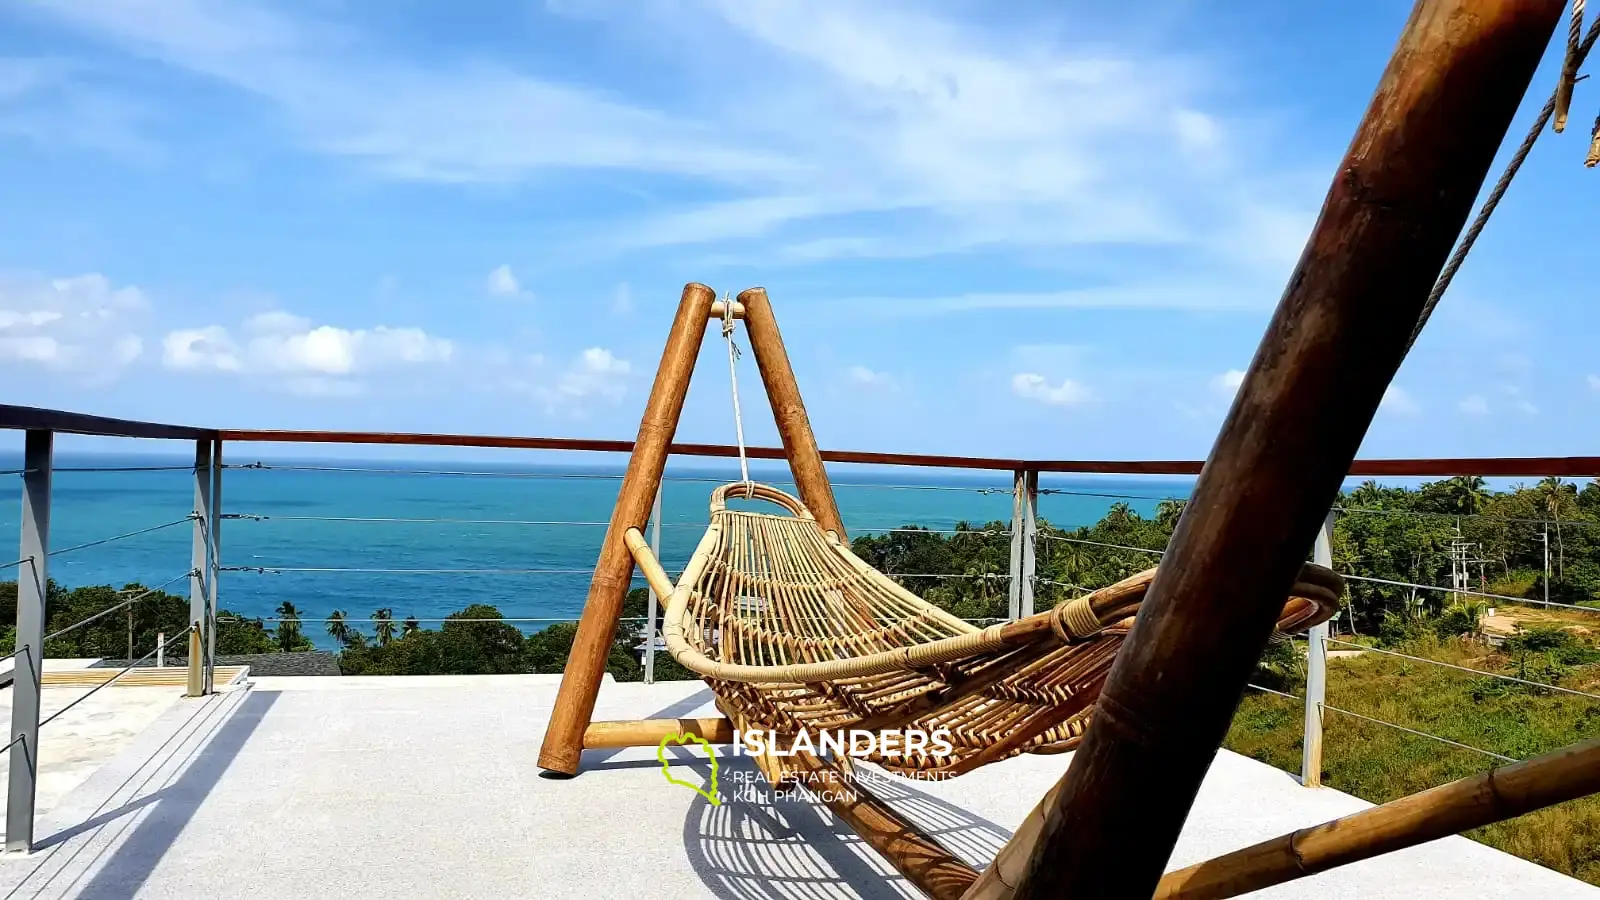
[1, 0, 1597, 462]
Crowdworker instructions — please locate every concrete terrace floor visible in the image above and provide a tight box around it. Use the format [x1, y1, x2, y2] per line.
[0, 675, 1592, 899]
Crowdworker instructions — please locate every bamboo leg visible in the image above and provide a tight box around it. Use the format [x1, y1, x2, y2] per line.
[738, 287, 846, 540]
[538, 283, 718, 776]
[999, 2, 1564, 897]
[582, 717, 735, 749]
[1153, 735, 1600, 899]
[787, 751, 978, 900]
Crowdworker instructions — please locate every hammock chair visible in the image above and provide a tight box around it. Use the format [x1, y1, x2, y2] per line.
[626, 480, 1341, 779]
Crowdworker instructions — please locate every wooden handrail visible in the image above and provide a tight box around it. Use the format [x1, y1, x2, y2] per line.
[0, 404, 214, 441]
[215, 430, 1600, 477]
[0, 403, 1594, 477]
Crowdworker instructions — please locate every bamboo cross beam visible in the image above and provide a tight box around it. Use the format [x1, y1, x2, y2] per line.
[996, 2, 1566, 897]
[1154, 735, 1600, 899]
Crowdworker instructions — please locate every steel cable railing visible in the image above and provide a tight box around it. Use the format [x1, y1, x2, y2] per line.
[32, 629, 198, 734]
[44, 515, 196, 559]
[1325, 637, 1600, 702]
[41, 570, 198, 645]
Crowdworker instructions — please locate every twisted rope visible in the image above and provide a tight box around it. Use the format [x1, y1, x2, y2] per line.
[1406, 6, 1600, 353]
[720, 295, 752, 492]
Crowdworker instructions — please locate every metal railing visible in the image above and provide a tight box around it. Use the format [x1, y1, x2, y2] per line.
[7, 401, 1600, 852]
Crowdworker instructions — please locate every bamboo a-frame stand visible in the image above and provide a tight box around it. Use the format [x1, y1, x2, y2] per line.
[537, 2, 1600, 897]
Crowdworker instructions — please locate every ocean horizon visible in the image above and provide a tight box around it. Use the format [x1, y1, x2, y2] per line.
[1, 450, 1194, 647]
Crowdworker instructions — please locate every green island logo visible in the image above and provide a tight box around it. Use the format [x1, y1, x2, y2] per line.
[658, 732, 721, 806]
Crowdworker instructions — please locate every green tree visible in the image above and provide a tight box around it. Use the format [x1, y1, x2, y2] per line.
[275, 601, 313, 652]
[373, 608, 396, 647]
[402, 616, 421, 637]
[325, 610, 351, 648]
[1538, 477, 1576, 578]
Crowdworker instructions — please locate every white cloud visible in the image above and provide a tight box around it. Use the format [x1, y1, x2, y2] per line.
[1379, 385, 1419, 415]
[162, 312, 452, 388]
[610, 282, 635, 317]
[1011, 372, 1089, 406]
[1589, 374, 1600, 391]
[844, 283, 1270, 319]
[27, 0, 1317, 279]
[0, 335, 62, 363]
[0, 271, 148, 376]
[846, 365, 896, 391]
[528, 347, 632, 411]
[163, 325, 242, 371]
[1212, 369, 1246, 396]
[246, 310, 312, 333]
[1458, 395, 1489, 416]
[486, 264, 521, 298]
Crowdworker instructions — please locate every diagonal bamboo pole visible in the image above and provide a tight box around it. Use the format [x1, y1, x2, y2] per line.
[738, 287, 846, 540]
[538, 282, 718, 776]
[990, 2, 1565, 897]
[1154, 735, 1600, 899]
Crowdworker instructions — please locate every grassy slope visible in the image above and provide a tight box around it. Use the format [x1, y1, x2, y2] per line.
[1225, 633, 1600, 885]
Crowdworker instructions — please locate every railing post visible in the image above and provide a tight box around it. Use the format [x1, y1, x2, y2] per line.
[1022, 470, 1038, 619]
[188, 439, 212, 698]
[1008, 470, 1027, 620]
[157, 632, 166, 668]
[644, 484, 662, 684]
[1302, 510, 1335, 788]
[7, 429, 52, 854]
[207, 439, 223, 690]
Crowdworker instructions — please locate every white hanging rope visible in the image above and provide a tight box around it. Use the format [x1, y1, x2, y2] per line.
[721, 294, 752, 492]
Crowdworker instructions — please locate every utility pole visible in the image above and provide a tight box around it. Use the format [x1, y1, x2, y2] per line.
[1541, 525, 1550, 601]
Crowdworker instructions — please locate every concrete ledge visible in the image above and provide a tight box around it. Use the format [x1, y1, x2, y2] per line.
[0, 677, 1588, 899]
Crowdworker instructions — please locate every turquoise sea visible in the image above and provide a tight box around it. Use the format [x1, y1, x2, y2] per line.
[1, 452, 1193, 644]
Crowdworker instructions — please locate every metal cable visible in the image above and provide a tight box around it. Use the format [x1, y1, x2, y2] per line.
[227, 462, 626, 480]
[223, 513, 616, 528]
[47, 516, 196, 558]
[1318, 703, 1518, 763]
[1325, 637, 1600, 702]
[1245, 683, 1303, 701]
[37, 630, 195, 731]
[1339, 573, 1600, 614]
[221, 565, 612, 575]
[2, 556, 31, 570]
[42, 570, 198, 644]
[1038, 534, 1167, 556]
[54, 464, 199, 473]
[1333, 504, 1600, 528]
[1406, 13, 1600, 352]
[1036, 488, 1186, 503]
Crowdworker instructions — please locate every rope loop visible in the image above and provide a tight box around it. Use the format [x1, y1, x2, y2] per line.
[720, 293, 752, 487]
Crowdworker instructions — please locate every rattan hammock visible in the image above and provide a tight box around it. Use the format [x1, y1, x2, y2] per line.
[627, 480, 1342, 778]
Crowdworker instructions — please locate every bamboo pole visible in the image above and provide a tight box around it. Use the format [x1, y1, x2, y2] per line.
[582, 717, 735, 749]
[996, 3, 1564, 897]
[787, 751, 979, 900]
[738, 287, 846, 540]
[1154, 736, 1600, 899]
[538, 282, 719, 776]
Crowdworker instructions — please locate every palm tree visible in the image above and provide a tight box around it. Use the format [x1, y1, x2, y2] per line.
[325, 610, 351, 647]
[1442, 475, 1488, 515]
[276, 601, 303, 652]
[1155, 498, 1187, 532]
[1537, 477, 1575, 579]
[402, 616, 421, 637]
[373, 608, 396, 647]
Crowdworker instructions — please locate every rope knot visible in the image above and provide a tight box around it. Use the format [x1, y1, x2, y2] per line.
[1051, 597, 1102, 643]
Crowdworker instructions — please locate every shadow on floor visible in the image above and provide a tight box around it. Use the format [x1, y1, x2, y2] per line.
[678, 757, 1012, 900]
[2, 688, 278, 900]
[578, 685, 1013, 898]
